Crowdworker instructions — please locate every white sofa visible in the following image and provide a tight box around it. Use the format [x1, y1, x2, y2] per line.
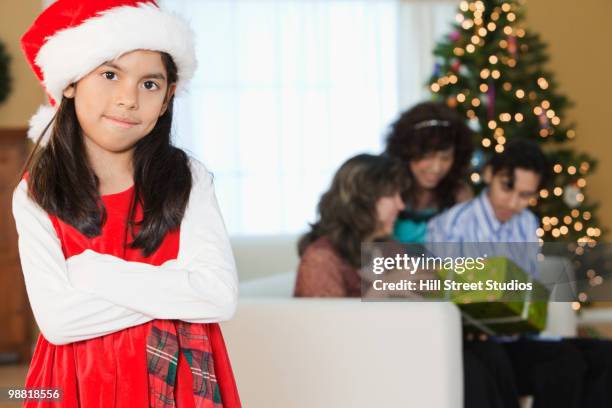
[221, 274, 464, 408]
[220, 235, 577, 408]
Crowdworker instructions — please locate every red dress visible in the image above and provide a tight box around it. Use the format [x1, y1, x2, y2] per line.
[23, 185, 241, 408]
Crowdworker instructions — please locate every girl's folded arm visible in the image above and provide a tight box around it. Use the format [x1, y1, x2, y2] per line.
[12, 179, 154, 346]
[66, 159, 239, 323]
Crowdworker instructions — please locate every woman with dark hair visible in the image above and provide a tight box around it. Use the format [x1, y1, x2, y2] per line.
[294, 154, 406, 297]
[385, 101, 474, 243]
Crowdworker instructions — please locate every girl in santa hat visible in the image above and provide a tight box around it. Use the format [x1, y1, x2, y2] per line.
[13, 1, 241, 407]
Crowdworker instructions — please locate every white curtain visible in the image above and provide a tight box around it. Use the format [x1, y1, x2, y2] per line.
[398, 0, 459, 109]
[41, 0, 457, 235]
[161, 0, 458, 235]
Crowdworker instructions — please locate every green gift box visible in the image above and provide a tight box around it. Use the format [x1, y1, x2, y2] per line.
[438, 257, 549, 334]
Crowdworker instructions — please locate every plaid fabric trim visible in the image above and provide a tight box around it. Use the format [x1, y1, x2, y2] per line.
[147, 324, 180, 407]
[177, 325, 222, 406]
[147, 321, 223, 408]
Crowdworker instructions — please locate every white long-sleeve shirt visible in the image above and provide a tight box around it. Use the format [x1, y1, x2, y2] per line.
[12, 157, 238, 345]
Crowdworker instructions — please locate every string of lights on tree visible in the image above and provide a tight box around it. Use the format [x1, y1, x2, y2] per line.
[427, 0, 604, 306]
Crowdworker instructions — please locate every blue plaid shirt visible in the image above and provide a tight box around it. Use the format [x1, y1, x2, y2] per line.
[426, 190, 540, 279]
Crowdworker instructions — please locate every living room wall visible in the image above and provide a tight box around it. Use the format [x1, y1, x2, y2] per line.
[0, 1, 43, 128]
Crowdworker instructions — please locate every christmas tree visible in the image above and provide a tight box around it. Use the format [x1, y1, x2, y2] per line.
[427, 0, 603, 249]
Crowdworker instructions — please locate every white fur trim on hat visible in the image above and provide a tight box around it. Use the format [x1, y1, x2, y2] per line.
[35, 3, 197, 105]
[28, 104, 56, 145]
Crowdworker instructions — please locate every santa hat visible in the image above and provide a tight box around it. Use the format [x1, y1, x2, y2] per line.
[21, 0, 197, 145]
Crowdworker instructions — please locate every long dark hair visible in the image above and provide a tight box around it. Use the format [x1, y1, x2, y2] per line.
[385, 101, 473, 210]
[22, 52, 191, 257]
[298, 153, 406, 267]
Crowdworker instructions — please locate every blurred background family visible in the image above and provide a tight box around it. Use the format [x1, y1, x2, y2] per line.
[295, 101, 612, 408]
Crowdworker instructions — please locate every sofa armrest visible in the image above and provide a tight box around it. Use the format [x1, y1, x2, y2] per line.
[220, 298, 463, 408]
